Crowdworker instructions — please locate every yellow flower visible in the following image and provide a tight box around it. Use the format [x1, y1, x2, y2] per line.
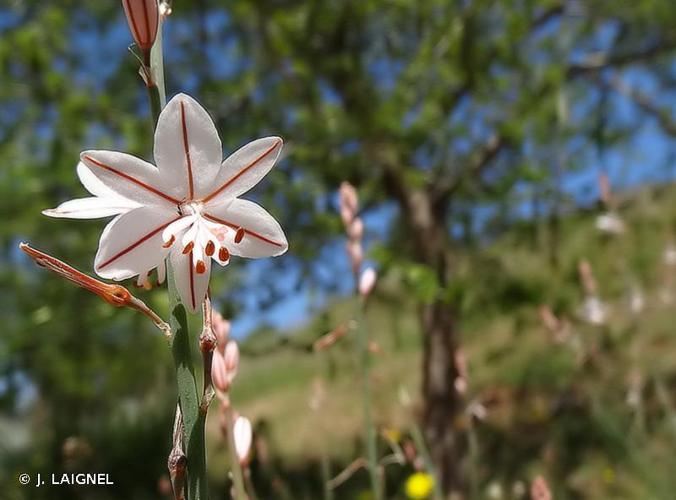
[382, 427, 402, 443]
[405, 472, 434, 499]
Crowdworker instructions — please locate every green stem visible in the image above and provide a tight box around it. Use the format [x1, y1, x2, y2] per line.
[410, 423, 444, 500]
[355, 297, 382, 500]
[147, 17, 209, 500]
[147, 83, 162, 130]
[224, 405, 247, 499]
[168, 270, 208, 500]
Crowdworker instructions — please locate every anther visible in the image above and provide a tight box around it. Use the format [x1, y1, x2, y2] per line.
[234, 227, 245, 244]
[218, 247, 230, 261]
[182, 241, 194, 254]
[195, 260, 206, 274]
[162, 234, 175, 248]
[205, 240, 215, 256]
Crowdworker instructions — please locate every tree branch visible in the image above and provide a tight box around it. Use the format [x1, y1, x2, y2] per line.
[567, 37, 676, 77]
[597, 74, 676, 137]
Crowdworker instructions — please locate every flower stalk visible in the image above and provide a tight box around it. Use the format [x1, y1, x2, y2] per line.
[146, 15, 207, 500]
[221, 402, 247, 499]
[168, 404, 187, 500]
[339, 182, 382, 499]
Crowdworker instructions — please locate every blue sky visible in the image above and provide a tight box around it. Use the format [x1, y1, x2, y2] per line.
[4, 5, 676, 337]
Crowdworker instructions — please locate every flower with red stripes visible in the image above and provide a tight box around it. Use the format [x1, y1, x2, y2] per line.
[121, 0, 159, 55]
[44, 93, 288, 312]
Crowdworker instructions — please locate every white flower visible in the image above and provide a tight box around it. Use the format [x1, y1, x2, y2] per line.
[664, 244, 676, 266]
[595, 212, 625, 235]
[44, 93, 288, 312]
[233, 415, 253, 464]
[581, 295, 606, 325]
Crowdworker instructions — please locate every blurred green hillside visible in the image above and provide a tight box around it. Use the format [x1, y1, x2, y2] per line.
[223, 183, 676, 499]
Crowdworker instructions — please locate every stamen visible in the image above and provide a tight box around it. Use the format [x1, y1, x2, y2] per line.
[162, 234, 176, 248]
[218, 247, 230, 261]
[195, 260, 206, 274]
[235, 227, 245, 244]
[183, 241, 194, 254]
[205, 240, 215, 257]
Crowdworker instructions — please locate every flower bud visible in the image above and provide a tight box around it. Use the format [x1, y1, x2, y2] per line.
[578, 260, 597, 295]
[223, 340, 240, 376]
[211, 349, 230, 393]
[212, 340, 239, 393]
[530, 475, 552, 500]
[346, 240, 363, 275]
[121, 0, 160, 53]
[339, 182, 358, 215]
[358, 267, 377, 297]
[340, 206, 353, 228]
[233, 416, 253, 464]
[211, 311, 231, 349]
[313, 324, 348, 352]
[348, 217, 364, 241]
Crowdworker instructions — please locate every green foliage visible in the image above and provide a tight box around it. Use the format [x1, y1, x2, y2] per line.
[3, 0, 676, 498]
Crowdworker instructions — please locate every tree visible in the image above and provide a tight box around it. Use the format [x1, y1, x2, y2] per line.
[4, 0, 676, 496]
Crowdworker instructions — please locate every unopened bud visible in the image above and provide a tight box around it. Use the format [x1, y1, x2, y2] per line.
[359, 267, 377, 297]
[212, 340, 239, 393]
[233, 416, 253, 464]
[313, 324, 348, 351]
[346, 240, 363, 275]
[121, 0, 160, 54]
[530, 475, 552, 500]
[212, 349, 230, 393]
[224, 340, 239, 375]
[339, 181, 358, 215]
[340, 206, 353, 228]
[19, 242, 171, 337]
[20, 242, 131, 307]
[348, 217, 364, 241]
[212, 311, 231, 349]
[578, 259, 597, 295]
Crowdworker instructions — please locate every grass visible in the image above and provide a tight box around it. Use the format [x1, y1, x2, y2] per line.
[212, 184, 676, 498]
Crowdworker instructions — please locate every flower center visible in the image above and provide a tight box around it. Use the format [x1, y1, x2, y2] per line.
[162, 204, 232, 273]
[179, 200, 203, 217]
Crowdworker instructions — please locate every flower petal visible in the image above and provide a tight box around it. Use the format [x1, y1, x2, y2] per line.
[95, 206, 180, 280]
[202, 137, 283, 204]
[203, 199, 288, 258]
[42, 197, 140, 219]
[80, 150, 180, 206]
[170, 247, 211, 313]
[154, 93, 222, 200]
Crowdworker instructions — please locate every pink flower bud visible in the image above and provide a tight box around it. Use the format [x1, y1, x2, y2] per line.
[211, 341, 238, 393]
[339, 182, 358, 214]
[359, 267, 377, 296]
[340, 206, 354, 228]
[346, 240, 363, 274]
[349, 217, 364, 241]
[121, 0, 160, 53]
[530, 475, 552, 500]
[211, 311, 231, 350]
[224, 340, 240, 376]
[578, 259, 597, 295]
[233, 416, 252, 464]
[211, 349, 230, 393]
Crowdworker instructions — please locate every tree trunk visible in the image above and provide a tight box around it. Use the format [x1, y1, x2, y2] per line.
[392, 185, 465, 495]
[421, 297, 463, 494]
